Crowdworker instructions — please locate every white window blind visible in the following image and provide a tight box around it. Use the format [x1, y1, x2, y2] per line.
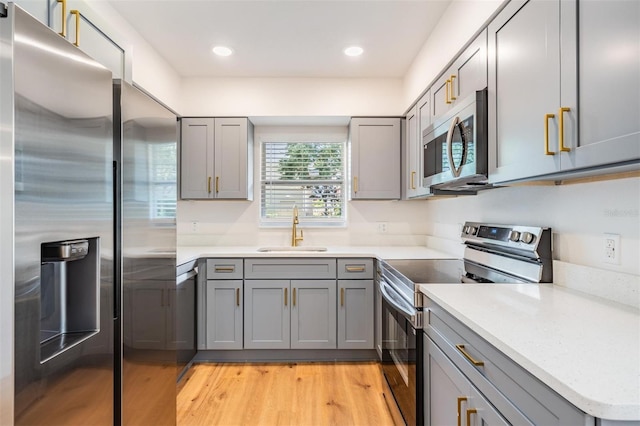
[261, 141, 345, 226]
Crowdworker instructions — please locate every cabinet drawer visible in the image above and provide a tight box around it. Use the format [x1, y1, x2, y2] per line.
[426, 299, 589, 425]
[206, 259, 243, 279]
[244, 258, 336, 279]
[337, 259, 373, 279]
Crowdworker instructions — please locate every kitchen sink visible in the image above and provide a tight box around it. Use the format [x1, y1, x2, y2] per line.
[256, 246, 328, 252]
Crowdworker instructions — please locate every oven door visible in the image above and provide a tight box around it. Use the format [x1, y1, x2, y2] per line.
[379, 278, 423, 426]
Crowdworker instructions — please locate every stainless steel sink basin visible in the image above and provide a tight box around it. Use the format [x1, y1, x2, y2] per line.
[256, 246, 328, 252]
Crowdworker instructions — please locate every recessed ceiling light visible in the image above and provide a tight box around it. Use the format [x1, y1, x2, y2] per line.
[344, 46, 364, 57]
[212, 46, 233, 57]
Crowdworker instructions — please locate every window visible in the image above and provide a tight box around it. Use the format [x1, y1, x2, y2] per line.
[149, 142, 177, 219]
[261, 141, 345, 226]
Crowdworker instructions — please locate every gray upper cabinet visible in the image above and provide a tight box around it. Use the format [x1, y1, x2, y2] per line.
[566, 0, 640, 170]
[15, 0, 126, 79]
[488, 0, 568, 183]
[180, 117, 254, 200]
[431, 30, 487, 121]
[337, 280, 374, 349]
[350, 118, 401, 200]
[488, 0, 639, 184]
[405, 90, 432, 199]
[13, 0, 49, 25]
[290, 280, 337, 349]
[244, 280, 290, 349]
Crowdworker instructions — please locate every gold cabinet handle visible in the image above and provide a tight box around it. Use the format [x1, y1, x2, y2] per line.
[445, 79, 452, 104]
[450, 75, 457, 101]
[215, 176, 220, 193]
[340, 288, 345, 307]
[214, 266, 235, 273]
[293, 288, 296, 307]
[236, 288, 240, 306]
[346, 266, 365, 272]
[559, 107, 571, 152]
[284, 287, 288, 307]
[410, 171, 416, 190]
[544, 113, 556, 155]
[456, 344, 484, 366]
[466, 408, 477, 426]
[208, 176, 212, 193]
[457, 397, 467, 426]
[353, 176, 358, 193]
[57, 0, 67, 37]
[70, 9, 80, 47]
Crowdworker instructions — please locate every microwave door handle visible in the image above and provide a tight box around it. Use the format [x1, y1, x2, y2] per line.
[446, 116, 463, 178]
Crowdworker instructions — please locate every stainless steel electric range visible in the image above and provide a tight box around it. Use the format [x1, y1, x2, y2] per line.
[378, 222, 553, 426]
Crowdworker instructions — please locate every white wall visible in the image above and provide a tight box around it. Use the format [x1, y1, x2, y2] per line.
[82, 1, 183, 112]
[423, 176, 640, 276]
[402, 0, 504, 110]
[181, 77, 403, 117]
[177, 125, 429, 247]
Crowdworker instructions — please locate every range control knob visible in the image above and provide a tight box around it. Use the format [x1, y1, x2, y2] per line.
[467, 226, 478, 235]
[509, 231, 521, 242]
[520, 232, 536, 244]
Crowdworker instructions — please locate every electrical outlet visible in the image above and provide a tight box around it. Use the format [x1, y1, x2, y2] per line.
[603, 233, 620, 265]
[191, 221, 199, 233]
[377, 222, 388, 234]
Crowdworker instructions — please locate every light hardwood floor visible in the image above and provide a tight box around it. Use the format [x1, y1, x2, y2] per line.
[177, 362, 403, 426]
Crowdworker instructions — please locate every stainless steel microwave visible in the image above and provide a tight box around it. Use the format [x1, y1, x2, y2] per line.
[422, 88, 489, 191]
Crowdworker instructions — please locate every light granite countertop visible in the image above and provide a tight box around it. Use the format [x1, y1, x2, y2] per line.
[419, 283, 640, 421]
[177, 245, 456, 266]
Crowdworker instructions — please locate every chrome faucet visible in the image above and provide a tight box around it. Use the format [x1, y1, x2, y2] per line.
[291, 206, 304, 247]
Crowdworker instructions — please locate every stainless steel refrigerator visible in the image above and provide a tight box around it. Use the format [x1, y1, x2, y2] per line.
[1, 4, 180, 424]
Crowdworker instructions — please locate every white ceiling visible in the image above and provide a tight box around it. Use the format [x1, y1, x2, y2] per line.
[107, 0, 452, 78]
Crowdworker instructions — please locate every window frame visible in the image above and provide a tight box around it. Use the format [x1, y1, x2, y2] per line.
[259, 129, 347, 228]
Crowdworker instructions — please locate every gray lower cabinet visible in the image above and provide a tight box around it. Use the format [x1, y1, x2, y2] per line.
[205, 280, 242, 350]
[244, 280, 290, 349]
[337, 280, 374, 349]
[424, 334, 510, 426]
[349, 118, 401, 200]
[244, 279, 338, 350]
[425, 297, 592, 426]
[291, 280, 337, 349]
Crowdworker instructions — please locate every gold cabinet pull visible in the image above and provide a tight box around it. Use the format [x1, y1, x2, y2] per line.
[208, 176, 212, 193]
[236, 288, 240, 306]
[559, 107, 571, 152]
[340, 288, 345, 307]
[284, 287, 288, 307]
[346, 266, 365, 272]
[410, 171, 416, 189]
[70, 9, 80, 47]
[293, 288, 296, 307]
[450, 75, 457, 101]
[456, 344, 484, 366]
[214, 266, 235, 273]
[57, 0, 67, 37]
[215, 176, 220, 193]
[466, 408, 477, 426]
[544, 113, 555, 155]
[445, 79, 452, 104]
[457, 397, 467, 426]
[353, 176, 358, 193]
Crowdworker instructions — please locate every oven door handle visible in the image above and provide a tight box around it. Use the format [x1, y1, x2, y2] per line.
[379, 278, 417, 320]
